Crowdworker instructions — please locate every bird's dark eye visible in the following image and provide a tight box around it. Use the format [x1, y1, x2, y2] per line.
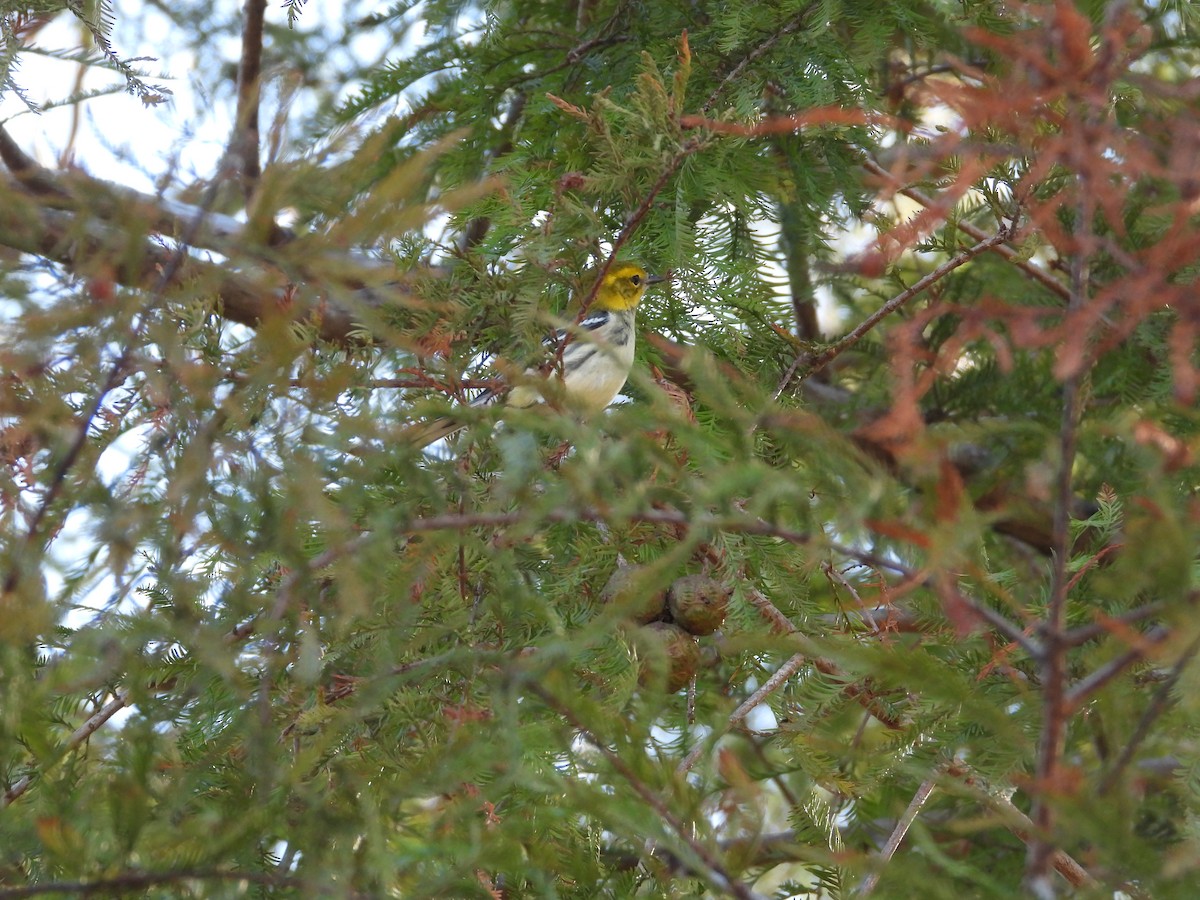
[630, 274, 641, 286]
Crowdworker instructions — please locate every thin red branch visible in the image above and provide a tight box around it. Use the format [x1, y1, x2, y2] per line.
[681, 107, 902, 134]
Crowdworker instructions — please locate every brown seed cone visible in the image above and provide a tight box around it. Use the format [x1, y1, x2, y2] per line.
[637, 621, 701, 692]
[667, 574, 732, 636]
[601, 564, 668, 624]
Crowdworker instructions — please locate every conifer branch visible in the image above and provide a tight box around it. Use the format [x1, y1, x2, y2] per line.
[1025, 157, 1093, 893]
[699, 5, 816, 113]
[1061, 601, 1165, 647]
[577, 138, 701, 314]
[0, 132, 435, 345]
[741, 587, 906, 730]
[861, 158, 1070, 302]
[775, 225, 1013, 396]
[0, 867, 305, 897]
[1098, 635, 1200, 795]
[532, 685, 764, 900]
[0, 172, 230, 600]
[948, 765, 1100, 891]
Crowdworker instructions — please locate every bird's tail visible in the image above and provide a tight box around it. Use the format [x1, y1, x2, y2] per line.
[398, 415, 468, 449]
[400, 389, 500, 449]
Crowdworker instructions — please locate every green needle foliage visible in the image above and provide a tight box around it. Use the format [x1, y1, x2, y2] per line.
[1, 0, 1200, 897]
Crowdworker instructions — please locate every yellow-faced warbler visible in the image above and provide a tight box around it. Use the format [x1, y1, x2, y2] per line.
[406, 262, 666, 447]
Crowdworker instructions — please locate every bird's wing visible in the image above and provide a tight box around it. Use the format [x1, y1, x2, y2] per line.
[403, 311, 613, 448]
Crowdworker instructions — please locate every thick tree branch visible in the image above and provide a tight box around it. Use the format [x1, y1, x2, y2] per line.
[0, 173, 434, 345]
[229, 0, 267, 195]
[1, 124, 276, 256]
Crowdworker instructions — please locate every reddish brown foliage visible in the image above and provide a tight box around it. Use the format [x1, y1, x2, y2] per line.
[866, 1, 1199, 441]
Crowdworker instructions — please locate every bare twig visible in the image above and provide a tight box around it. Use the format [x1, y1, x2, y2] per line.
[948, 765, 1100, 890]
[0, 353, 133, 598]
[939, 579, 1042, 657]
[742, 587, 906, 730]
[1065, 627, 1171, 710]
[1062, 601, 1165, 647]
[677, 651, 809, 776]
[856, 775, 938, 895]
[2, 690, 130, 809]
[682, 108, 901, 135]
[824, 561, 880, 632]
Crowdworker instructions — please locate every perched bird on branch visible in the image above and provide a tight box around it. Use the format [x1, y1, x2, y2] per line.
[404, 261, 666, 448]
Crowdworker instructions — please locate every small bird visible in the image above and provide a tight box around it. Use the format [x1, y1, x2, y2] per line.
[404, 262, 666, 448]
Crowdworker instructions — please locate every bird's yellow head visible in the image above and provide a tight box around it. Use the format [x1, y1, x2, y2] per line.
[591, 262, 666, 312]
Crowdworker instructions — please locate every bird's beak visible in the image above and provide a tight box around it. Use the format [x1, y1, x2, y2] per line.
[646, 273, 668, 285]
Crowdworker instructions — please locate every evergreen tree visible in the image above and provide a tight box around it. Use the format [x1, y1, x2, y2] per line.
[1, 0, 1198, 896]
